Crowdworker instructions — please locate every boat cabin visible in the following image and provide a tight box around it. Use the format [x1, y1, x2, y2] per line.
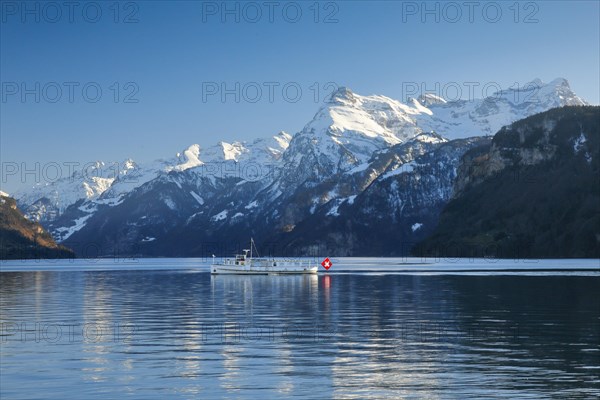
[234, 249, 250, 265]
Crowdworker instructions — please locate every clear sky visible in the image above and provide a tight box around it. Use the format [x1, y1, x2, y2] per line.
[1, 0, 599, 193]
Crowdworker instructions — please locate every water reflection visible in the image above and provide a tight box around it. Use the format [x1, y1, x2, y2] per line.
[1, 270, 599, 399]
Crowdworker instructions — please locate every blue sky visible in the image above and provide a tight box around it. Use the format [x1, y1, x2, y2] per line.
[1, 0, 599, 192]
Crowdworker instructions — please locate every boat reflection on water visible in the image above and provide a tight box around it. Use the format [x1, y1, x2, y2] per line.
[210, 273, 320, 307]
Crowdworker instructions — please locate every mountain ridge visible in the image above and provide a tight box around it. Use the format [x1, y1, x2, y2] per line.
[11, 77, 591, 257]
[415, 106, 599, 258]
[0, 193, 74, 260]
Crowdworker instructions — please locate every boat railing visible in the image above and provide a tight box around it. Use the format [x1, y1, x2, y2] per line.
[220, 257, 311, 266]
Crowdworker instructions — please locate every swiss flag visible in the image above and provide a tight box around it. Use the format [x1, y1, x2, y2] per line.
[321, 257, 332, 270]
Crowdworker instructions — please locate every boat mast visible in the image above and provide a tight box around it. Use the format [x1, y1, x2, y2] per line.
[250, 237, 260, 259]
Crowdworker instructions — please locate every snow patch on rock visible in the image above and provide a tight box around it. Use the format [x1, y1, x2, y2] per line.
[190, 191, 204, 205]
[211, 210, 228, 221]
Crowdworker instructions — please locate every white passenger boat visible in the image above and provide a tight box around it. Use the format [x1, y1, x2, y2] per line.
[210, 239, 318, 275]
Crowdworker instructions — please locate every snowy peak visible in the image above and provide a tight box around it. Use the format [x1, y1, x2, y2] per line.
[219, 141, 248, 161]
[170, 144, 203, 172]
[281, 90, 433, 179]
[272, 131, 292, 148]
[14, 161, 121, 222]
[326, 86, 358, 105]
[245, 131, 292, 162]
[415, 77, 587, 140]
[488, 77, 586, 107]
[539, 77, 587, 106]
[417, 93, 447, 107]
[524, 77, 544, 87]
[123, 158, 136, 171]
[169, 132, 292, 169]
[531, 77, 568, 90]
[303, 89, 427, 143]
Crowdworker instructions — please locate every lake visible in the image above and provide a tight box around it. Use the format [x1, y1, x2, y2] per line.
[1, 258, 599, 399]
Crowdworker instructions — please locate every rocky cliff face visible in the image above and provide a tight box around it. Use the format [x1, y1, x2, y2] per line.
[0, 193, 74, 260]
[416, 106, 600, 258]
[268, 135, 491, 256]
[453, 114, 566, 195]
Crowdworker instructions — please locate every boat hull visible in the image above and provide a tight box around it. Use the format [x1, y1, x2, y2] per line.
[211, 264, 318, 275]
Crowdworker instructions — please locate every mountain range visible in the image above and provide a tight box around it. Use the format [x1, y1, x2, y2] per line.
[9, 78, 593, 258]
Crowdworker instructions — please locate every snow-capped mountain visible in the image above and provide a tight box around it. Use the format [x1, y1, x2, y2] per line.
[15, 131, 292, 242]
[14, 78, 589, 255]
[168, 131, 292, 170]
[16, 161, 122, 223]
[273, 87, 430, 191]
[416, 78, 587, 139]
[275, 78, 586, 186]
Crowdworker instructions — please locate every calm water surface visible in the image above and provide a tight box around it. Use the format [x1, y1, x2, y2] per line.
[1, 259, 599, 399]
